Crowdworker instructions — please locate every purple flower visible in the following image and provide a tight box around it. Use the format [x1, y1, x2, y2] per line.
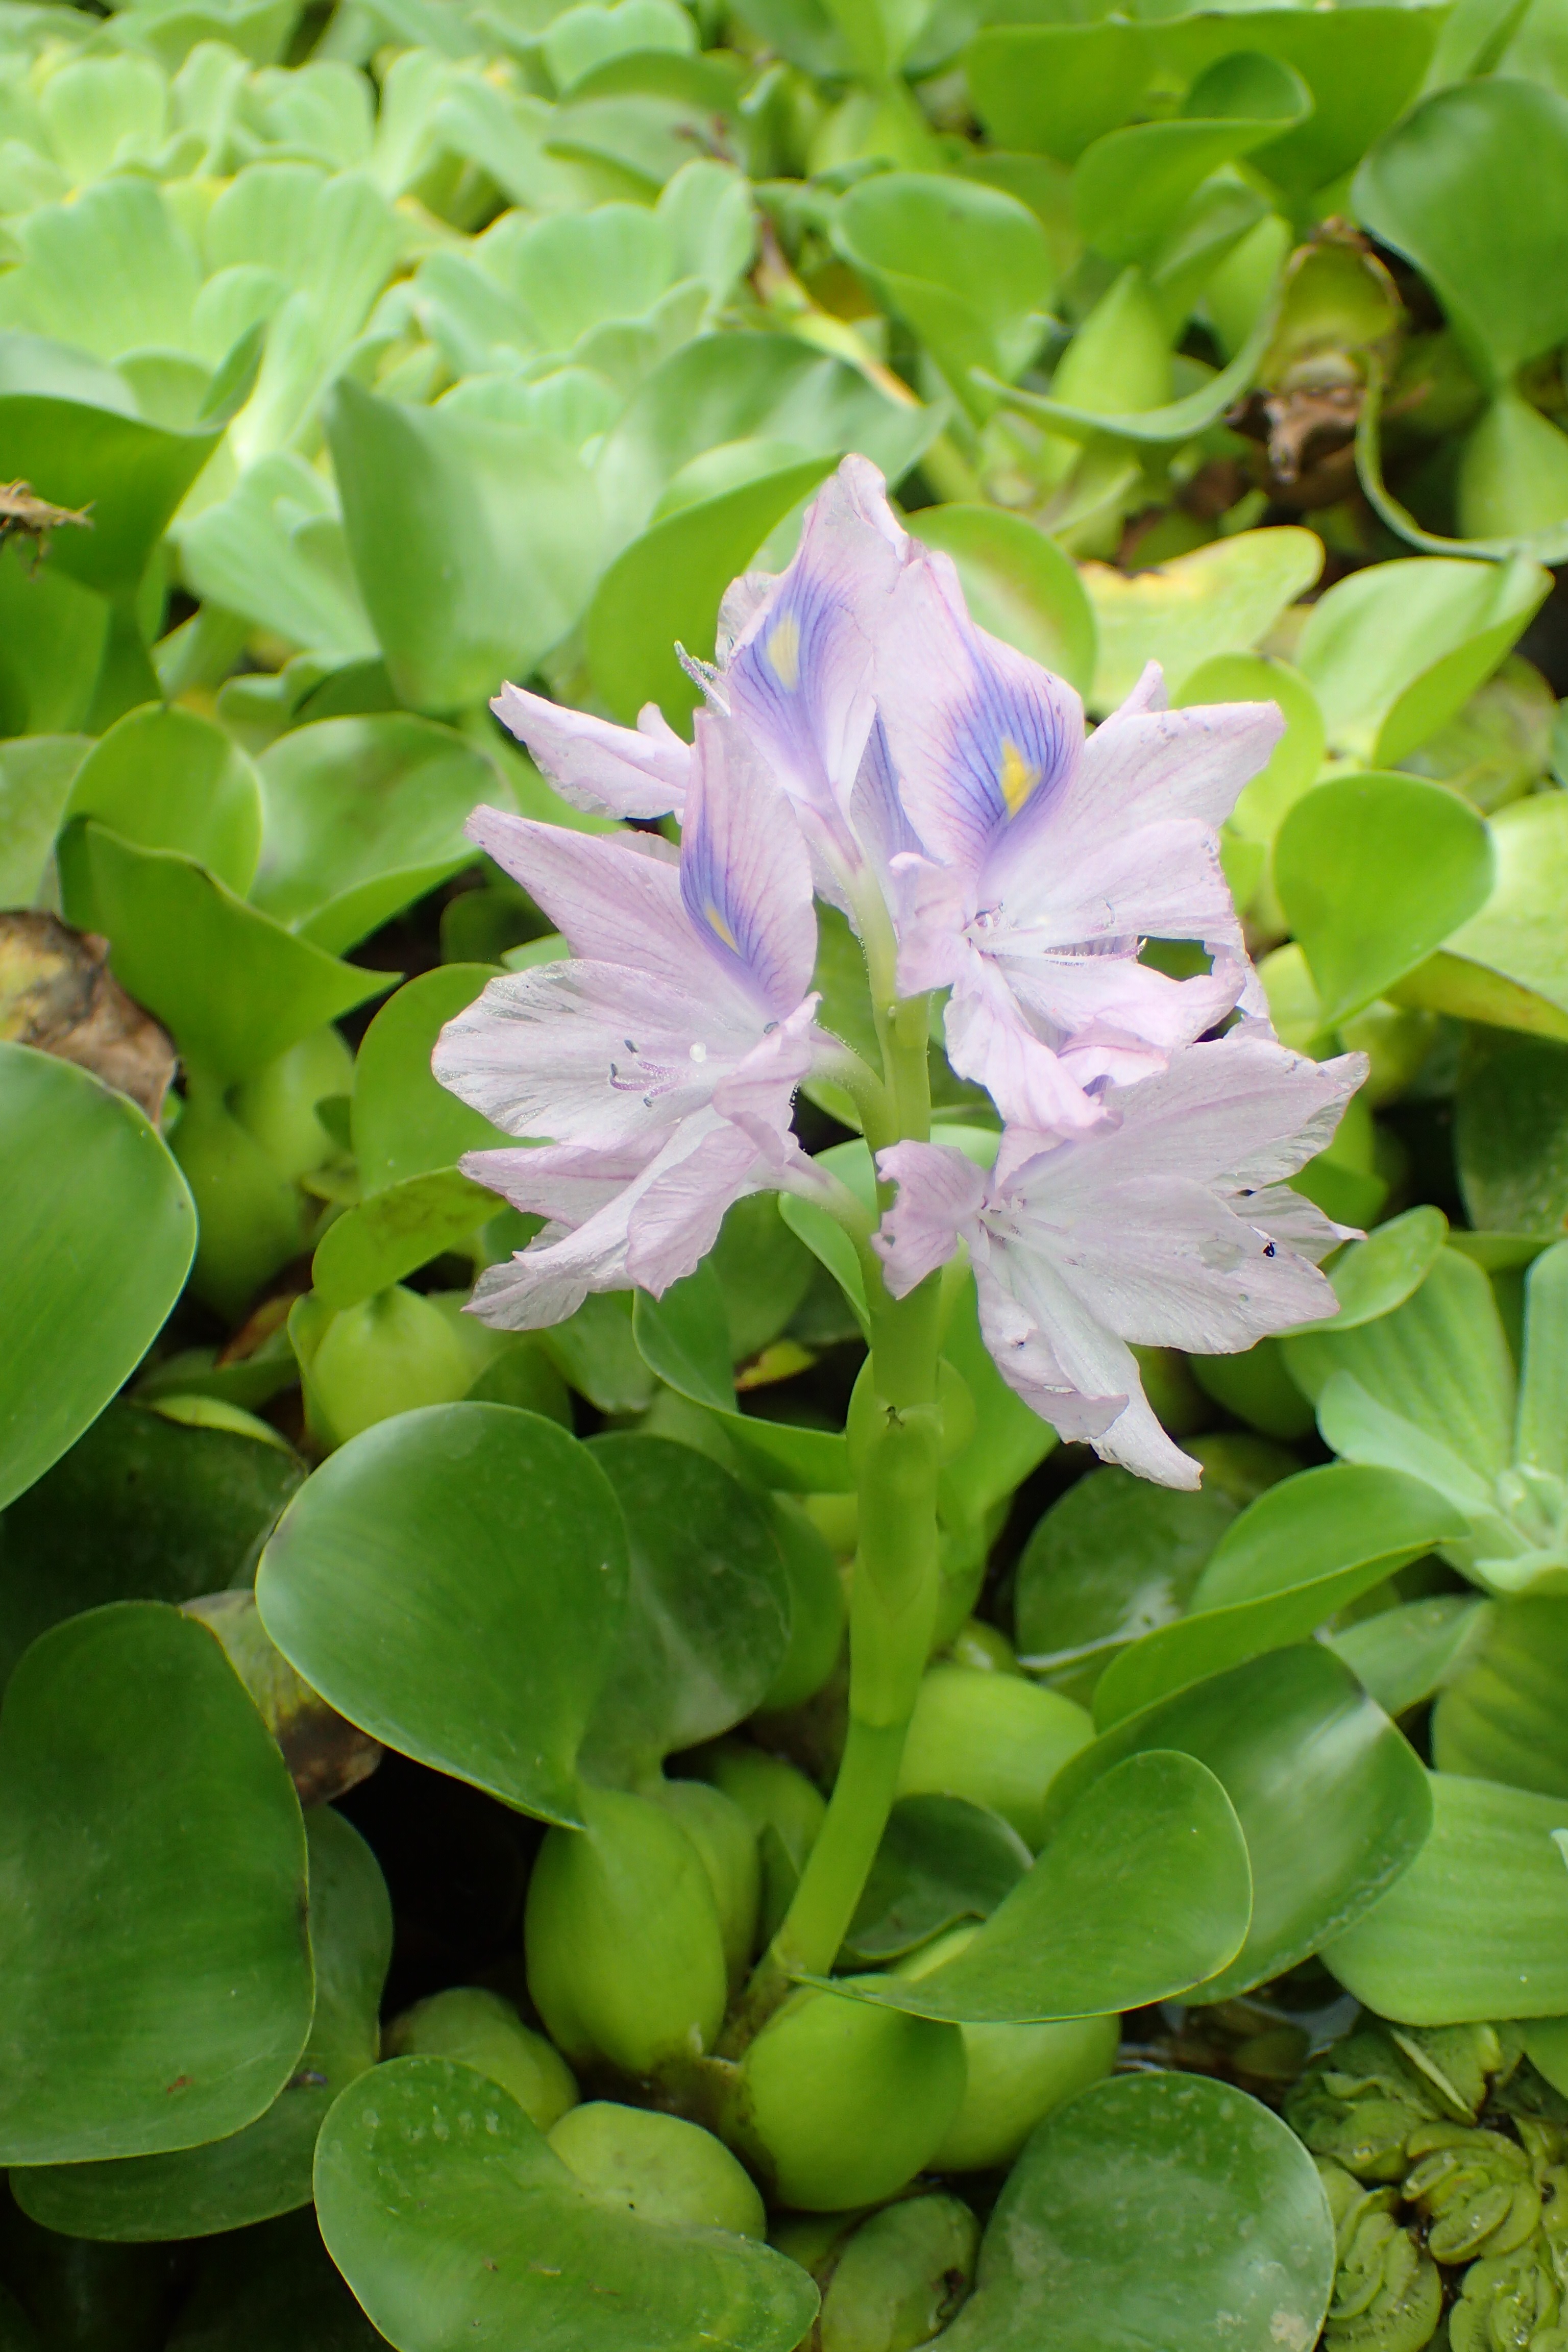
[491, 456, 919, 924]
[874, 1035, 1366, 1487]
[432, 713, 826, 1325]
[877, 556, 1283, 1131]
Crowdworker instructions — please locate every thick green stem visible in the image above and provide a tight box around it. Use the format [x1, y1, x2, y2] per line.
[727, 975, 941, 2046]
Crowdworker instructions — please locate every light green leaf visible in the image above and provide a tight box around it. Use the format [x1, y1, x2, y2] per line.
[175, 452, 378, 656]
[311, 1170, 499, 1310]
[1082, 527, 1322, 713]
[0, 1044, 195, 1513]
[252, 716, 500, 953]
[0, 735, 89, 905]
[1329, 1595, 1494, 1720]
[1441, 791, 1568, 1022]
[1274, 773, 1494, 1027]
[315, 2058, 817, 2352]
[1295, 1205, 1450, 1333]
[257, 1402, 629, 1824]
[66, 703, 263, 897]
[0, 1603, 311, 2166]
[58, 820, 388, 1083]
[1432, 1597, 1568, 1800]
[940, 2071, 1335, 2352]
[352, 964, 509, 1197]
[1324, 1771, 1568, 2022]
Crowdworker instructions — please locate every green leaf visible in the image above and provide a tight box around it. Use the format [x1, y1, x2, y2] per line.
[1014, 1467, 1237, 1699]
[257, 1403, 628, 1825]
[11, 1806, 390, 2241]
[352, 965, 510, 1195]
[586, 457, 836, 724]
[843, 1796, 1032, 1967]
[633, 1262, 854, 1492]
[1273, 773, 1494, 1027]
[1354, 79, 1568, 389]
[0, 1397, 303, 1692]
[595, 331, 935, 548]
[252, 716, 501, 954]
[311, 1170, 500, 1310]
[0, 734, 89, 904]
[327, 379, 603, 716]
[1082, 528, 1322, 714]
[0, 1602, 311, 2165]
[0, 341, 221, 600]
[0, 544, 108, 738]
[1093, 1465, 1469, 1727]
[1181, 653, 1325, 850]
[578, 1434, 792, 1784]
[1323, 1771, 1568, 2023]
[988, 284, 1282, 452]
[1441, 791, 1568, 1023]
[837, 1751, 1251, 2024]
[1285, 1246, 1517, 1486]
[1457, 1035, 1568, 1236]
[57, 821, 388, 1083]
[175, 452, 379, 657]
[939, 1271, 1057, 1532]
[66, 703, 264, 897]
[834, 174, 1051, 418]
[1431, 1597, 1568, 1800]
[903, 503, 1095, 695]
[1297, 1205, 1450, 1332]
[1295, 554, 1551, 767]
[316, 2057, 817, 2352]
[167, 2210, 389, 2351]
[1042, 1643, 1434, 2001]
[1329, 1595, 1494, 1720]
[939, 2072, 1335, 2352]
[1073, 52, 1310, 269]
[0, 1044, 195, 1513]
[1354, 362, 1568, 565]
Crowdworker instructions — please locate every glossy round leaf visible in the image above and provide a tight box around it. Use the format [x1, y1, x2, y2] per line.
[939, 2072, 1335, 2352]
[843, 1796, 1032, 1967]
[579, 1434, 791, 1784]
[65, 703, 263, 897]
[252, 716, 502, 954]
[0, 1044, 195, 1512]
[0, 1602, 312, 2165]
[314, 2057, 818, 2352]
[1275, 773, 1494, 1027]
[351, 965, 509, 1197]
[838, 1750, 1251, 2025]
[12, 1806, 391, 2240]
[1044, 1643, 1434, 2001]
[257, 1403, 628, 1825]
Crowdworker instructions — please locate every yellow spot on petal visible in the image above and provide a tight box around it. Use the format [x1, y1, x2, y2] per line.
[705, 902, 739, 952]
[767, 614, 800, 691]
[998, 737, 1038, 817]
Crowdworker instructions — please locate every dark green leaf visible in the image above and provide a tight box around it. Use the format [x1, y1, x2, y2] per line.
[843, 1795, 1032, 1967]
[315, 2057, 818, 2352]
[257, 1403, 628, 1825]
[0, 1602, 311, 2165]
[169, 2210, 390, 2350]
[633, 1263, 853, 1491]
[0, 1044, 195, 1513]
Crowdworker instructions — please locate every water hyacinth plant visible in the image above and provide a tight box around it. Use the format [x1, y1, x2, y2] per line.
[7, 0, 1568, 2342]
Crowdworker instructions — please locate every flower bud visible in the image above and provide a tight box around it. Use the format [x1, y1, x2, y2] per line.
[230, 1026, 353, 1184]
[525, 1786, 728, 2079]
[896, 1927, 1118, 2171]
[651, 1779, 761, 1992]
[724, 1982, 966, 2211]
[807, 2193, 979, 2352]
[548, 2101, 765, 2238]
[301, 1285, 474, 1451]
[383, 1986, 578, 2131]
[171, 1079, 303, 1321]
[895, 1664, 1093, 1850]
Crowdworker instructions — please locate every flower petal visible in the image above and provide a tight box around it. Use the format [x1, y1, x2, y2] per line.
[943, 961, 1108, 1134]
[873, 1139, 988, 1296]
[679, 713, 818, 1018]
[876, 550, 1083, 874]
[433, 960, 762, 1148]
[492, 683, 690, 820]
[465, 805, 708, 998]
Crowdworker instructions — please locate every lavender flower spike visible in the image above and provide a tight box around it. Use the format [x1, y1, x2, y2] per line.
[490, 457, 920, 921]
[878, 551, 1284, 1133]
[432, 713, 829, 1326]
[874, 1034, 1367, 1488]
